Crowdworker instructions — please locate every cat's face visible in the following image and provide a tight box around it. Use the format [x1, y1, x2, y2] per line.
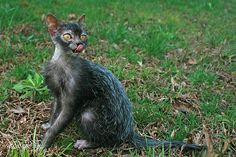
[46, 14, 87, 53]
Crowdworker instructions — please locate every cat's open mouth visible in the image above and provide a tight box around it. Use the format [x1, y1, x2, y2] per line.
[73, 44, 85, 53]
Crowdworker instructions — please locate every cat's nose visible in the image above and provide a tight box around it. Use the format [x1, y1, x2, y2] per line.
[76, 42, 84, 46]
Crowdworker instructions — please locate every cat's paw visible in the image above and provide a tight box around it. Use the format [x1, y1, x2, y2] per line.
[74, 140, 90, 149]
[36, 144, 47, 153]
[41, 122, 51, 130]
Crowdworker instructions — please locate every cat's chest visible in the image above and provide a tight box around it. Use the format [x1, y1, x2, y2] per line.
[44, 60, 75, 92]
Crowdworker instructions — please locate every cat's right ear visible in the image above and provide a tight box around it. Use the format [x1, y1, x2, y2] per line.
[45, 14, 58, 36]
[78, 14, 85, 24]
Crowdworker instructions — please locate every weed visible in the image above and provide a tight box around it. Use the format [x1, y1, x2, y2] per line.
[6, 128, 45, 157]
[13, 72, 49, 102]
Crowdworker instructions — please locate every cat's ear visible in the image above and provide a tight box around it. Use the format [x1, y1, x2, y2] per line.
[78, 14, 85, 24]
[45, 14, 59, 36]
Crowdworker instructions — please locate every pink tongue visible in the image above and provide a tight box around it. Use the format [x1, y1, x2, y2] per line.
[75, 44, 84, 53]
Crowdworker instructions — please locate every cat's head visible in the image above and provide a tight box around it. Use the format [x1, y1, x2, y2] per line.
[45, 14, 88, 53]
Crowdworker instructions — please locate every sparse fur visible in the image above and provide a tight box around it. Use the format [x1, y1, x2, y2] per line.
[41, 14, 206, 151]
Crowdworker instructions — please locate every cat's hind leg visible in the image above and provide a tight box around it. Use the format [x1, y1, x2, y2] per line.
[74, 140, 93, 149]
[41, 98, 61, 131]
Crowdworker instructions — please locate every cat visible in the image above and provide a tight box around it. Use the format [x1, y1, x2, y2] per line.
[41, 14, 206, 151]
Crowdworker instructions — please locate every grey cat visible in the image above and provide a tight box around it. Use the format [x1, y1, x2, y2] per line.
[41, 14, 206, 151]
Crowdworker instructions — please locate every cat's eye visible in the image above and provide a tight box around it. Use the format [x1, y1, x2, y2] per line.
[80, 34, 87, 42]
[63, 33, 72, 41]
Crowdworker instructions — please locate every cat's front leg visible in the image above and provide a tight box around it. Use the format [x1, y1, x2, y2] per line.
[41, 97, 75, 150]
[41, 122, 51, 131]
[41, 98, 61, 130]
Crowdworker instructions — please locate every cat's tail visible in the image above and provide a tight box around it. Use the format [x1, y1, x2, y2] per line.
[129, 133, 206, 151]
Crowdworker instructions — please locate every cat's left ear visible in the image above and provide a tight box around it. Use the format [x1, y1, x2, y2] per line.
[78, 14, 85, 24]
[46, 14, 59, 36]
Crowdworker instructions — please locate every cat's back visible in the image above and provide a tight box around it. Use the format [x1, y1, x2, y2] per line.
[78, 57, 123, 88]
[72, 56, 129, 104]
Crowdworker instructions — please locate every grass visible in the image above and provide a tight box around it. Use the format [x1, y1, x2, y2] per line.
[0, 0, 236, 156]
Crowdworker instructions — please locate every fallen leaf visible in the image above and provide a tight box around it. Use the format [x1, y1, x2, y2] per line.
[171, 77, 179, 87]
[171, 77, 181, 92]
[137, 61, 143, 67]
[20, 116, 27, 123]
[217, 71, 236, 83]
[41, 14, 46, 21]
[10, 106, 25, 114]
[112, 43, 120, 50]
[171, 129, 176, 138]
[222, 139, 231, 154]
[203, 125, 217, 157]
[187, 58, 197, 65]
[0, 132, 12, 139]
[172, 97, 199, 114]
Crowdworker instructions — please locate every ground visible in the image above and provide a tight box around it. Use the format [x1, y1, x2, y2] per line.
[0, 0, 235, 156]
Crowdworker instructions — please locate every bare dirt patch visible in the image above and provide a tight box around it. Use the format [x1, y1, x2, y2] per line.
[0, 91, 50, 156]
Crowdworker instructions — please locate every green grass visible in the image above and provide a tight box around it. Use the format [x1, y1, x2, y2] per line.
[0, 0, 236, 156]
